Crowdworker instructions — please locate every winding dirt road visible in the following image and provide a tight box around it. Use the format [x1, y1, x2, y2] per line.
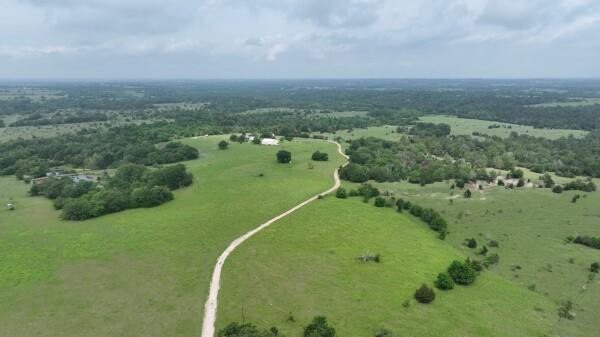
[200, 140, 349, 337]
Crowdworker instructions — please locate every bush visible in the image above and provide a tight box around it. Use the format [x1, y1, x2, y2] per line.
[311, 151, 329, 161]
[218, 140, 229, 150]
[434, 272, 454, 290]
[552, 185, 563, 193]
[409, 204, 423, 217]
[303, 316, 336, 337]
[414, 284, 436, 303]
[447, 260, 477, 285]
[558, 300, 575, 320]
[564, 178, 596, 192]
[573, 235, 600, 249]
[335, 187, 347, 199]
[464, 189, 472, 198]
[497, 179, 505, 186]
[591, 262, 600, 273]
[467, 238, 477, 249]
[276, 150, 292, 164]
[357, 184, 380, 200]
[218, 322, 283, 337]
[229, 134, 238, 142]
[517, 178, 525, 187]
[374, 197, 386, 207]
[373, 329, 396, 337]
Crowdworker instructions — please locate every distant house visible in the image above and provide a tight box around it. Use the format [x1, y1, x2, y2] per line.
[71, 175, 95, 183]
[31, 173, 96, 185]
[261, 138, 279, 146]
[247, 135, 255, 142]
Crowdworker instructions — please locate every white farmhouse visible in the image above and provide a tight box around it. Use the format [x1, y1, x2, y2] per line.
[261, 138, 279, 146]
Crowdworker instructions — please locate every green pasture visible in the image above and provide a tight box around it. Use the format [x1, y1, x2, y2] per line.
[419, 115, 587, 139]
[217, 196, 556, 337]
[0, 137, 344, 337]
[374, 180, 600, 337]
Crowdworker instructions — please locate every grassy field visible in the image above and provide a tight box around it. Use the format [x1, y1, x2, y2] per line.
[217, 196, 556, 337]
[528, 98, 600, 108]
[373, 181, 600, 337]
[317, 125, 402, 148]
[419, 115, 588, 139]
[0, 137, 344, 337]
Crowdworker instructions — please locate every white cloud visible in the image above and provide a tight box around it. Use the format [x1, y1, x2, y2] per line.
[1, 0, 600, 78]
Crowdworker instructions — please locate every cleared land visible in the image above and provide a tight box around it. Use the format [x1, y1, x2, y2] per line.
[528, 98, 600, 108]
[0, 137, 344, 337]
[216, 196, 556, 337]
[374, 181, 600, 337]
[419, 115, 588, 139]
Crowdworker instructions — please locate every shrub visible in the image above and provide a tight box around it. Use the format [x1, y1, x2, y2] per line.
[374, 197, 386, 207]
[447, 260, 477, 285]
[517, 178, 525, 187]
[357, 184, 380, 200]
[497, 179, 505, 186]
[564, 178, 596, 192]
[348, 189, 359, 197]
[552, 185, 563, 193]
[467, 238, 477, 248]
[572, 194, 581, 203]
[311, 151, 329, 161]
[409, 204, 423, 217]
[434, 272, 454, 290]
[395, 198, 404, 212]
[558, 300, 575, 320]
[276, 150, 292, 164]
[464, 189, 472, 198]
[229, 134, 238, 142]
[303, 316, 336, 337]
[373, 329, 396, 337]
[414, 284, 436, 304]
[573, 235, 600, 249]
[590, 262, 599, 273]
[335, 187, 347, 199]
[218, 140, 229, 150]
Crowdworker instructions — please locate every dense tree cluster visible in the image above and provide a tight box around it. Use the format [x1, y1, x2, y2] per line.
[339, 131, 600, 186]
[31, 163, 192, 220]
[217, 322, 283, 337]
[0, 124, 198, 177]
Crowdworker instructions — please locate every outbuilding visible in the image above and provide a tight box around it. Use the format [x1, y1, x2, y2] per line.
[261, 138, 279, 146]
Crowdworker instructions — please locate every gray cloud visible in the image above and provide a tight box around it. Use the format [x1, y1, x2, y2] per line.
[1, 0, 600, 78]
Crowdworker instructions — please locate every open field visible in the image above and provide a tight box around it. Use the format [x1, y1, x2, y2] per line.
[217, 196, 556, 337]
[242, 107, 369, 118]
[316, 125, 402, 148]
[0, 137, 344, 337]
[374, 181, 600, 337]
[528, 98, 600, 108]
[419, 115, 588, 139]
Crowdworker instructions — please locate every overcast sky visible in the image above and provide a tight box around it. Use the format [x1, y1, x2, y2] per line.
[1, 0, 599, 79]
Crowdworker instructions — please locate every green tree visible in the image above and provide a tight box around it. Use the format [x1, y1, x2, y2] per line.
[218, 140, 229, 150]
[464, 189, 472, 198]
[374, 197, 386, 207]
[311, 151, 329, 161]
[276, 150, 292, 164]
[335, 187, 347, 199]
[414, 284, 436, 303]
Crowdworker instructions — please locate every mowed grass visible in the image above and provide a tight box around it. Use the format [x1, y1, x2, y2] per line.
[0, 137, 344, 337]
[419, 115, 588, 139]
[217, 196, 556, 337]
[374, 181, 600, 337]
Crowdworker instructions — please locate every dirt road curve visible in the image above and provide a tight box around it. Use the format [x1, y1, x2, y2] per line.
[200, 140, 349, 337]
